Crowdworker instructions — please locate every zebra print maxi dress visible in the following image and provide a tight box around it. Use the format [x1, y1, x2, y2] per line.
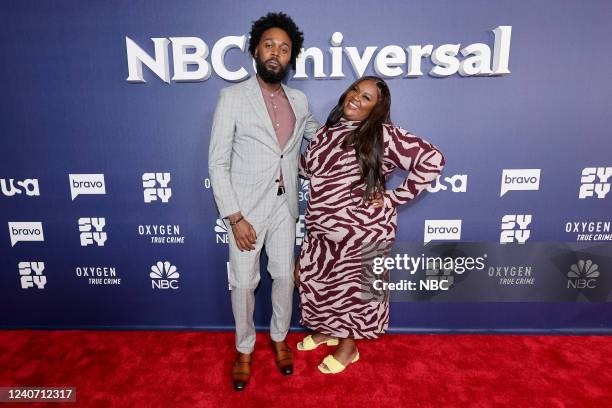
[297, 119, 445, 339]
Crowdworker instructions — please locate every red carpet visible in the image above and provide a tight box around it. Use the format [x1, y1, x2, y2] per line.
[0, 330, 610, 407]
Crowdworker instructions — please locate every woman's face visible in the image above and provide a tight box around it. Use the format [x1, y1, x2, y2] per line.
[342, 79, 379, 121]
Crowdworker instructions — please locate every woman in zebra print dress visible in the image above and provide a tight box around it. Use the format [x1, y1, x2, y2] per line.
[295, 76, 445, 373]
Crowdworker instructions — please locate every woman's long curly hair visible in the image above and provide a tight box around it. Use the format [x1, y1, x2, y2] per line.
[325, 76, 392, 202]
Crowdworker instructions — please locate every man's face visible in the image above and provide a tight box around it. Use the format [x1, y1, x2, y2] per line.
[254, 27, 292, 84]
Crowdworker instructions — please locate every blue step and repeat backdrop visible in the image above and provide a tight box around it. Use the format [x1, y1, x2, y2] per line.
[1, 0, 611, 332]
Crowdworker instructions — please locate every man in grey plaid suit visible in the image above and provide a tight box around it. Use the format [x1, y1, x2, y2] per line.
[208, 12, 319, 391]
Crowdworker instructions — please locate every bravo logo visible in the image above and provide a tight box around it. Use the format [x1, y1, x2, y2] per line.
[424, 220, 462, 244]
[0, 178, 40, 197]
[8, 222, 44, 247]
[500, 169, 541, 197]
[69, 174, 106, 200]
[150, 261, 180, 290]
[143, 172, 172, 203]
[500, 214, 532, 244]
[579, 167, 611, 199]
[19, 261, 46, 289]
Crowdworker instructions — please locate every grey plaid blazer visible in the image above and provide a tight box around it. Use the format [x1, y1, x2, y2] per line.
[208, 76, 320, 221]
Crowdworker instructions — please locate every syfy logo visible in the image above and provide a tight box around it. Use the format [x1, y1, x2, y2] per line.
[19, 261, 46, 289]
[424, 220, 462, 244]
[0, 178, 40, 197]
[567, 259, 599, 289]
[500, 214, 532, 244]
[125, 26, 511, 83]
[8, 222, 44, 247]
[79, 217, 107, 246]
[296, 215, 305, 246]
[578, 167, 611, 199]
[143, 172, 172, 203]
[69, 174, 106, 200]
[500, 169, 541, 197]
[150, 261, 180, 290]
[427, 174, 467, 193]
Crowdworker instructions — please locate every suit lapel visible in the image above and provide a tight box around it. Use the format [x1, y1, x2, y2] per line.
[245, 76, 280, 152]
[281, 83, 301, 153]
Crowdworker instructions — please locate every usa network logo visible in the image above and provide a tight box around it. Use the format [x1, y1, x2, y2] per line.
[579, 167, 611, 199]
[427, 174, 467, 193]
[500, 214, 532, 244]
[1, 178, 40, 197]
[143, 172, 172, 203]
[150, 261, 180, 289]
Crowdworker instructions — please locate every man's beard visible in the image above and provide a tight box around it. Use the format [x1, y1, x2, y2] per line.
[255, 55, 290, 84]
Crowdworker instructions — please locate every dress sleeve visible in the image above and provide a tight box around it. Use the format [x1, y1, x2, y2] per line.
[384, 126, 445, 208]
[299, 126, 325, 179]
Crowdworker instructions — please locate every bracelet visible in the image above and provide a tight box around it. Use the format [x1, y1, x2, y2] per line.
[229, 216, 244, 226]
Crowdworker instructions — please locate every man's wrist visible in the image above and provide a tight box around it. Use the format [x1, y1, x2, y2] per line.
[227, 212, 242, 223]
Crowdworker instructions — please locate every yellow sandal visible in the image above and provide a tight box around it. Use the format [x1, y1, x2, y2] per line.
[318, 352, 360, 374]
[297, 334, 339, 351]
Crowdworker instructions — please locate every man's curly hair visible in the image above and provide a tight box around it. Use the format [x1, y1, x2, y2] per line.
[248, 12, 304, 70]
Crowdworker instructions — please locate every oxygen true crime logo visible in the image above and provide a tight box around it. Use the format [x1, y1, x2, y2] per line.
[125, 26, 512, 83]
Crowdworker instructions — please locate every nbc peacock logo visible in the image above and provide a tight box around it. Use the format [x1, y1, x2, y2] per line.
[150, 261, 180, 290]
[215, 218, 229, 244]
[567, 259, 600, 289]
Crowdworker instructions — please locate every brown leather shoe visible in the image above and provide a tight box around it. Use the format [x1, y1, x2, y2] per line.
[232, 352, 251, 391]
[271, 340, 294, 375]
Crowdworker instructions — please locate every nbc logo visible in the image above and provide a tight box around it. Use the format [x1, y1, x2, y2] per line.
[427, 174, 468, 193]
[500, 169, 540, 197]
[19, 261, 46, 289]
[567, 259, 599, 289]
[578, 167, 611, 199]
[500, 214, 532, 244]
[143, 172, 172, 203]
[69, 174, 106, 200]
[8, 222, 44, 247]
[150, 261, 180, 289]
[79, 217, 107, 246]
[299, 179, 310, 202]
[1, 178, 40, 197]
[215, 218, 229, 244]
